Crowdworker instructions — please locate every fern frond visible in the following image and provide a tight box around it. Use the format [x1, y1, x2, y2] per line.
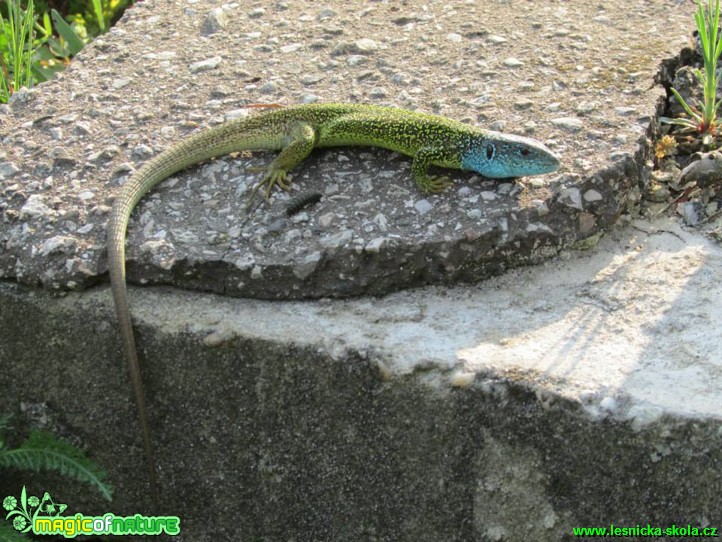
[0, 521, 32, 542]
[0, 431, 113, 501]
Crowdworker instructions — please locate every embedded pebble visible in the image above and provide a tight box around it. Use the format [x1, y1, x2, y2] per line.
[280, 43, 303, 54]
[75, 121, 92, 134]
[351, 38, 378, 54]
[133, 144, 154, 159]
[503, 57, 524, 67]
[320, 230, 353, 249]
[391, 72, 410, 85]
[189, 56, 222, 73]
[471, 95, 490, 106]
[514, 99, 534, 110]
[526, 222, 553, 233]
[575, 101, 598, 115]
[347, 55, 367, 66]
[583, 189, 603, 202]
[112, 78, 131, 89]
[89, 146, 120, 163]
[41, 236, 77, 256]
[531, 200, 549, 216]
[139, 239, 177, 269]
[414, 199, 434, 215]
[558, 188, 583, 210]
[497, 183, 513, 195]
[373, 213, 388, 230]
[172, 230, 200, 245]
[260, 82, 278, 93]
[365, 237, 385, 252]
[301, 74, 324, 85]
[551, 117, 584, 131]
[143, 50, 178, 61]
[201, 7, 228, 35]
[317, 8, 337, 20]
[20, 195, 51, 219]
[318, 213, 335, 228]
[480, 191, 497, 202]
[0, 162, 19, 179]
[369, 87, 387, 99]
[293, 252, 322, 280]
[487, 35, 507, 44]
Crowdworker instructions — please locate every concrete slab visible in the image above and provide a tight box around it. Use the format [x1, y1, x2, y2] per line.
[0, 0, 687, 297]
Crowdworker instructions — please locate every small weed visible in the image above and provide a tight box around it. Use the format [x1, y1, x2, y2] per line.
[662, 0, 722, 146]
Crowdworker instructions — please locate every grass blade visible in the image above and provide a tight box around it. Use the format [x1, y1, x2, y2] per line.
[91, 0, 106, 32]
[670, 87, 704, 123]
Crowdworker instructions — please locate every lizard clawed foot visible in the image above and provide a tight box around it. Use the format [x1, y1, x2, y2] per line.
[246, 168, 292, 210]
[420, 175, 453, 193]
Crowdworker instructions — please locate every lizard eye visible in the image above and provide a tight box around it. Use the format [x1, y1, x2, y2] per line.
[486, 144, 495, 161]
[520, 148, 530, 156]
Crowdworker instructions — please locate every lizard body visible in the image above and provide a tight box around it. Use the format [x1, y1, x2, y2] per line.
[106, 103, 560, 506]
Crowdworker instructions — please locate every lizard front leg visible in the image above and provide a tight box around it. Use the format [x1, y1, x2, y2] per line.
[249, 121, 317, 203]
[411, 146, 454, 193]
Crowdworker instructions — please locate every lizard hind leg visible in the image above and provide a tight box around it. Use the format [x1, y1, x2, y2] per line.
[248, 121, 317, 205]
[411, 146, 454, 193]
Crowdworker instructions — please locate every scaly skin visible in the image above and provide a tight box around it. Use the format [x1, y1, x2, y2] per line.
[106, 103, 560, 507]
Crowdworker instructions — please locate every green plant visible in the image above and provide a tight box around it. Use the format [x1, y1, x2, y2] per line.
[1, 0, 132, 103]
[0, 414, 113, 500]
[61, 0, 134, 40]
[662, 0, 722, 145]
[91, 0, 105, 32]
[0, 413, 113, 540]
[0, 0, 87, 102]
[0, 0, 36, 102]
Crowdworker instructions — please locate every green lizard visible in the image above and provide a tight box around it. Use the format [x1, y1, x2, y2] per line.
[106, 102, 560, 506]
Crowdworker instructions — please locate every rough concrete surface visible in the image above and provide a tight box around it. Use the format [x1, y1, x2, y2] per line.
[1, 0, 721, 540]
[0, 0, 687, 297]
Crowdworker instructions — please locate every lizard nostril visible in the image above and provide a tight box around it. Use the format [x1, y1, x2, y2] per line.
[520, 148, 530, 156]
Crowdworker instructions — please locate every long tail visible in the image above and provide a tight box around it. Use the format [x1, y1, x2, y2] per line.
[106, 117, 285, 509]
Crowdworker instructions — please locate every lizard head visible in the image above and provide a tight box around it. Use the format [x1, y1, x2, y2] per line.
[461, 132, 560, 179]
